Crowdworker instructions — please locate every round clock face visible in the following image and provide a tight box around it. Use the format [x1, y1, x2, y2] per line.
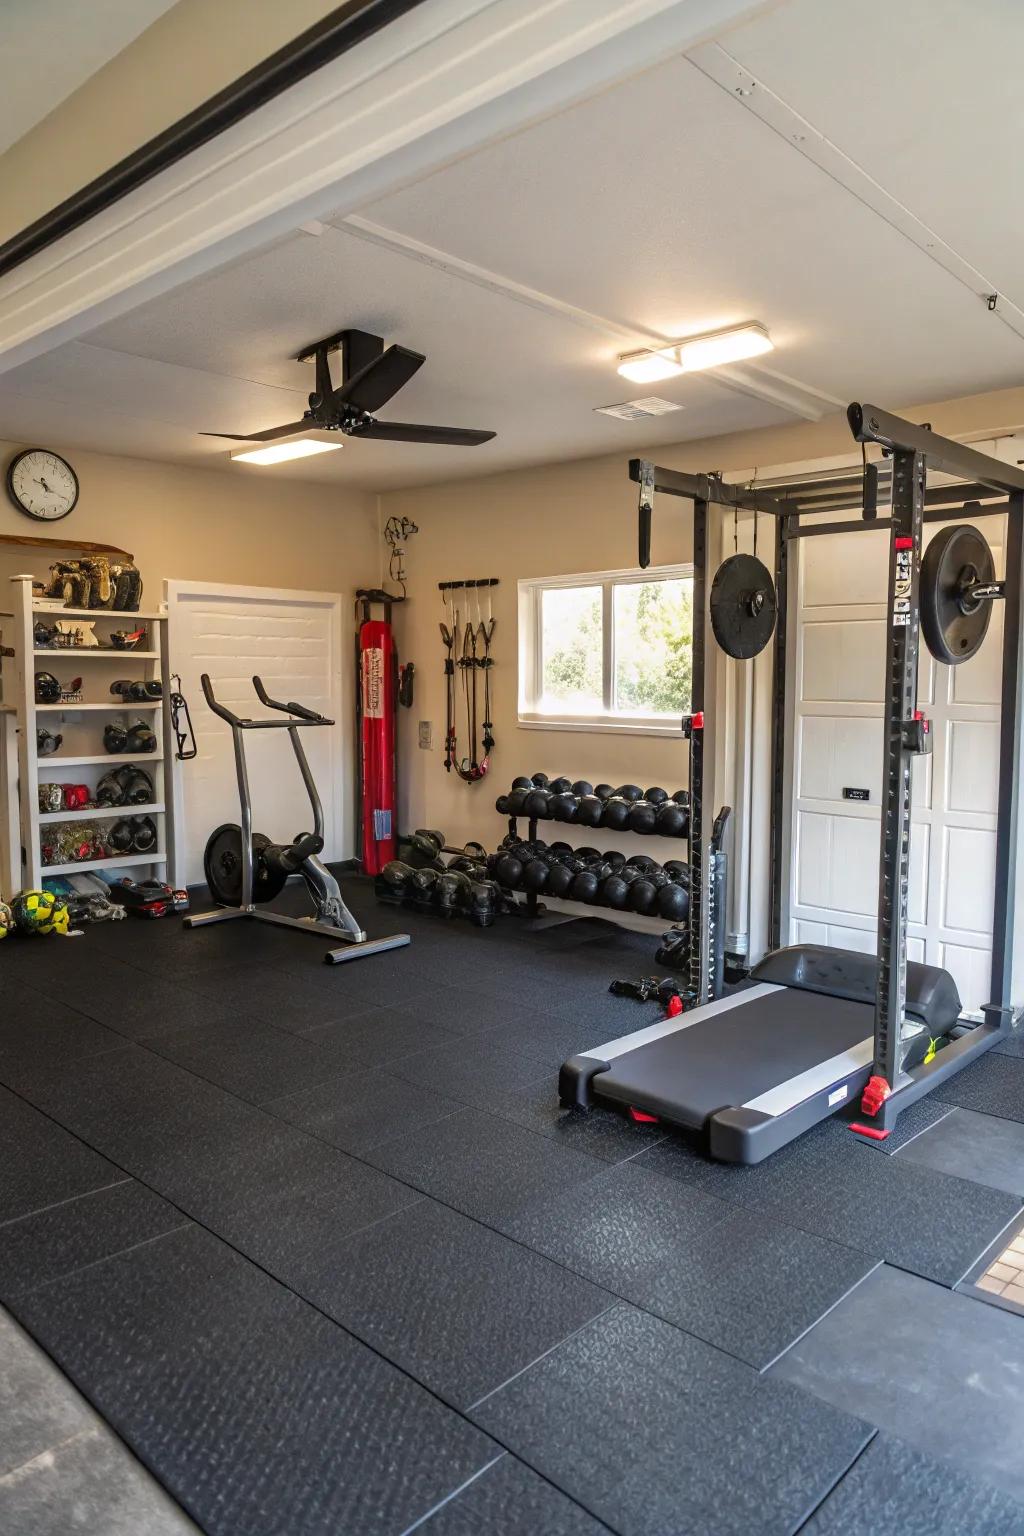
[6, 449, 79, 521]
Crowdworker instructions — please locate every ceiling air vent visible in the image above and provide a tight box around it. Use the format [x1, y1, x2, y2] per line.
[594, 397, 684, 421]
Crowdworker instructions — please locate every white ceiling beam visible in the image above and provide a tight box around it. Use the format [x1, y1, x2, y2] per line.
[0, 0, 777, 375]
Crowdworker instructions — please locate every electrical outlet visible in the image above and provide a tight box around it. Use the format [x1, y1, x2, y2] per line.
[418, 720, 432, 749]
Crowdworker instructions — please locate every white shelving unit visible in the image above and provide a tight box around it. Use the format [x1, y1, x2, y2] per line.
[7, 575, 179, 890]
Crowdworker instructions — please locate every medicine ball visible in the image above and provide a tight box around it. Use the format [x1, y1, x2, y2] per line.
[645, 786, 669, 806]
[664, 859, 688, 881]
[511, 776, 533, 790]
[576, 795, 604, 828]
[525, 788, 551, 819]
[507, 786, 530, 815]
[615, 784, 643, 803]
[601, 875, 629, 910]
[594, 784, 614, 800]
[549, 776, 573, 795]
[628, 800, 657, 835]
[671, 789, 689, 805]
[657, 883, 689, 922]
[629, 880, 658, 915]
[571, 870, 600, 904]
[603, 850, 626, 871]
[601, 797, 631, 832]
[523, 859, 550, 893]
[656, 801, 687, 838]
[495, 794, 510, 815]
[551, 792, 578, 822]
[572, 780, 594, 797]
[495, 854, 524, 889]
[531, 772, 550, 787]
[547, 864, 574, 898]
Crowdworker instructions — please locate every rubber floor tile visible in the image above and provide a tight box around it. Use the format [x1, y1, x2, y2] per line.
[0, 1180, 187, 1298]
[0, 1085, 124, 1225]
[0, 996, 124, 1068]
[484, 1082, 667, 1163]
[471, 1304, 871, 1536]
[68, 973, 247, 1042]
[292, 1198, 613, 1409]
[935, 1054, 1024, 1122]
[387, 1036, 554, 1113]
[636, 1208, 879, 1368]
[264, 1067, 463, 1153]
[363, 1108, 607, 1223]
[802, 1432, 1024, 1535]
[895, 1106, 1024, 1196]
[142, 1014, 371, 1104]
[418, 1454, 612, 1534]
[495, 1161, 729, 1298]
[300, 1005, 461, 1069]
[9, 1225, 498, 1536]
[771, 1264, 1024, 1505]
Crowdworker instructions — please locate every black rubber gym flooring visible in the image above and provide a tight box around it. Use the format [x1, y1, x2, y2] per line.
[2, 876, 1024, 1534]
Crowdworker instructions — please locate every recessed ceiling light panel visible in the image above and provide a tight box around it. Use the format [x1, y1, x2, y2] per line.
[617, 323, 772, 382]
[231, 439, 343, 465]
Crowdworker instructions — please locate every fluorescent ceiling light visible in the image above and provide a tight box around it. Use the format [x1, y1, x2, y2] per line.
[618, 323, 773, 382]
[231, 438, 342, 465]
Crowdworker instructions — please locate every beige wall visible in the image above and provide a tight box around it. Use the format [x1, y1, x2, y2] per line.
[383, 384, 1024, 857]
[0, 0, 345, 246]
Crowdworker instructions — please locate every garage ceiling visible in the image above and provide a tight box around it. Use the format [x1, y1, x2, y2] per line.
[0, 0, 177, 155]
[1, 0, 1022, 490]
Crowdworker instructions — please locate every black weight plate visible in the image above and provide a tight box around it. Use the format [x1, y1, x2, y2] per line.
[710, 553, 777, 660]
[203, 825, 285, 906]
[921, 523, 994, 666]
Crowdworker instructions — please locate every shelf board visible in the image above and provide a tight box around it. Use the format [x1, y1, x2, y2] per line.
[36, 701, 162, 712]
[42, 851, 166, 876]
[37, 753, 164, 768]
[40, 803, 165, 824]
[33, 649, 160, 660]
[32, 605, 165, 621]
[2, 533, 133, 559]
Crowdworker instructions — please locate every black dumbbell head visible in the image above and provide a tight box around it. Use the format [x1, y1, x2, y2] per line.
[571, 870, 600, 904]
[664, 859, 688, 881]
[524, 788, 552, 819]
[511, 776, 533, 791]
[657, 883, 689, 922]
[531, 772, 550, 787]
[576, 795, 604, 827]
[601, 798, 631, 831]
[522, 858, 550, 892]
[615, 784, 643, 803]
[495, 854, 524, 889]
[507, 786, 530, 815]
[629, 879, 658, 915]
[547, 864, 574, 898]
[656, 801, 687, 838]
[571, 780, 594, 797]
[549, 776, 572, 795]
[628, 854, 656, 871]
[494, 794, 510, 815]
[628, 801, 657, 835]
[593, 783, 614, 800]
[603, 850, 626, 871]
[671, 789, 689, 805]
[601, 875, 630, 910]
[550, 792, 578, 822]
[645, 786, 669, 806]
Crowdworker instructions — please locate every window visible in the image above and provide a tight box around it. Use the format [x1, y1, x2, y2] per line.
[519, 565, 693, 733]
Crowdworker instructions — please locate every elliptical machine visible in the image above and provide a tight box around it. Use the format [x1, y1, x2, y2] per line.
[185, 674, 409, 964]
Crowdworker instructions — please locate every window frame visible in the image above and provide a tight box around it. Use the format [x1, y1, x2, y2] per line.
[518, 562, 693, 736]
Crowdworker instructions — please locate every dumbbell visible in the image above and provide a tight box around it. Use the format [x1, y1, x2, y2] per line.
[628, 800, 657, 835]
[601, 797, 631, 831]
[576, 795, 604, 828]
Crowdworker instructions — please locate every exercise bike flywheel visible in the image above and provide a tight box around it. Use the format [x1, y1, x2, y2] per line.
[203, 824, 286, 906]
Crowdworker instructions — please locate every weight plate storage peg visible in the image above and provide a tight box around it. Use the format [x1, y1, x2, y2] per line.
[710, 553, 777, 659]
[920, 523, 999, 666]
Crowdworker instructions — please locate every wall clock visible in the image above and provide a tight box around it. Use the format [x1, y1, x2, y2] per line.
[6, 449, 79, 521]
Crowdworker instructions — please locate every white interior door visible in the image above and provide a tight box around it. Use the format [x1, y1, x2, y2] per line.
[166, 582, 345, 887]
[788, 509, 1005, 1015]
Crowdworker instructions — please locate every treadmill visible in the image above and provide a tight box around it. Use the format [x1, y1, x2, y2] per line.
[560, 406, 1021, 1164]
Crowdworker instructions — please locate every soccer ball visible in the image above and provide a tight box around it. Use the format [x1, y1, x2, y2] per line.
[12, 889, 69, 936]
[0, 901, 12, 938]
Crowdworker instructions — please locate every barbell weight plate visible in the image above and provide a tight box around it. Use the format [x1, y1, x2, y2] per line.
[710, 553, 777, 660]
[920, 523, 994, 667]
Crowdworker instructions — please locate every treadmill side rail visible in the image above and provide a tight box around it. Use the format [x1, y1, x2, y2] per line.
[559, 1054, 611, 1110]
[709, 1063, 873, 1164]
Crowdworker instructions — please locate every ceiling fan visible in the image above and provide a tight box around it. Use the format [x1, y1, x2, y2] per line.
[202, 327, 496, 448]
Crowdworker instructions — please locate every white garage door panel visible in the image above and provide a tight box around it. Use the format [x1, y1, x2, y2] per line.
[802, 530, 888, 606]
[167, 582, 344, 887]
[802, 619, 887, 702]
[788, 503, 1005, 1014]
[943, 826, 996, 934]
[947, 720, 1000, 814]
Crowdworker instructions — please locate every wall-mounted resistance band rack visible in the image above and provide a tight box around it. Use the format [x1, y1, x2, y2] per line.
[439, 578, 499, 783]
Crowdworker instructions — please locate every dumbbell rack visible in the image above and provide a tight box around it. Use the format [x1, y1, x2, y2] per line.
[4, 574, 179, 890]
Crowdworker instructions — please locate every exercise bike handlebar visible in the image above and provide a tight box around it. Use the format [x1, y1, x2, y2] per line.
[199, 673, 334, 728]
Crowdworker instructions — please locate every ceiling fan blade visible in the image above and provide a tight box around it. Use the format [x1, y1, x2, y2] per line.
[332, 345, 425, 415]
[349, 420, 496, 447]
[200, 420, 311, 442]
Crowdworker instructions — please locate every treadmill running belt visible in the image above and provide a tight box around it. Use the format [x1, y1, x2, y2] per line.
[594, 990, 874, 1129]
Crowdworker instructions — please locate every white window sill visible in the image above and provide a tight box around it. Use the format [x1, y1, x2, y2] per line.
[518, 714, 685, 739]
